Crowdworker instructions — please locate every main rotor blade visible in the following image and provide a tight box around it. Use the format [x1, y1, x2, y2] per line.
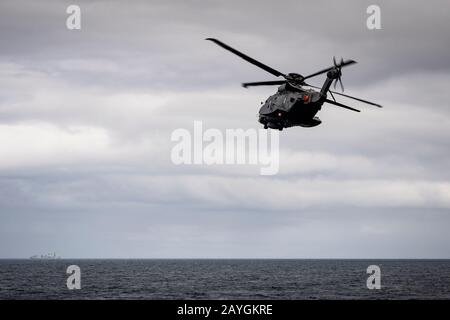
[304, 84, 383, 108]
[324, 99, 360, 112]
[328, 91, 382, 108]
[303, 60, 357, 80]
[242, 80, 286, 88]
[206, 38, 286, 78]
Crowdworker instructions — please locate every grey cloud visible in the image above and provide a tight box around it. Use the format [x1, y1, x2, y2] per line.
[0, 0, 449, 258]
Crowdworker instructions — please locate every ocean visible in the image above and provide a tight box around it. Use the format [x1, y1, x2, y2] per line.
[1, 259, 449, 299]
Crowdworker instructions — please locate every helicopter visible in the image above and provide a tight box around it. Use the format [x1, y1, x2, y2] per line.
[206, 38, 382, 130]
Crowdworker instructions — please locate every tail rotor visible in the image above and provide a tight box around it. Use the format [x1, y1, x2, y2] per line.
[332, 56, 345, 92]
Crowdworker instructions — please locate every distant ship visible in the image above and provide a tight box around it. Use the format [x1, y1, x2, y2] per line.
[29, 252, 61, 260]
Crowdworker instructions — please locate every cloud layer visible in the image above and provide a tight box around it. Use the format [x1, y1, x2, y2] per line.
[0, 0, 449, 258]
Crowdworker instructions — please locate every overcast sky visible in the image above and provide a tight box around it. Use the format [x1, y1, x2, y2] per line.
[0, 0, 449, 258]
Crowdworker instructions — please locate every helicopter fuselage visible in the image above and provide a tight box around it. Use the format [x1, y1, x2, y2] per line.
[258, 84, 324, 130]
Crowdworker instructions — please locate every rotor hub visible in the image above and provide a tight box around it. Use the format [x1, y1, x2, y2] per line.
[285, 73, 305, 86]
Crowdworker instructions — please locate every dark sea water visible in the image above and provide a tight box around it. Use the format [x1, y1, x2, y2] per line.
[1, 259, 449, 299]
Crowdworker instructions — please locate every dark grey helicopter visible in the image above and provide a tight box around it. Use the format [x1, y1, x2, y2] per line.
[206, 38, 382, 130]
